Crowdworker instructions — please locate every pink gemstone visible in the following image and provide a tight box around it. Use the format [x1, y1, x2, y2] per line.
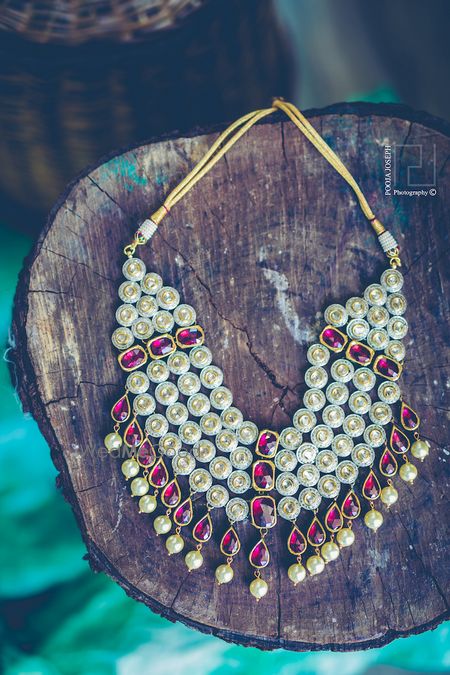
[174, 499, 192, 525]
[121, 347, 146, 370]
[401, 403, 419, 430]
[137, 438, 156, 467]
[307, 518, 325, 546]
[380, 449, 397, 475]
[193, 515, 212, 541]
[288, 527, 306, 554]
[342, 491, 360, 519]
[375, 356, 400, 379]
[112, 395, 130, 422]
[257, 431, 278, 457]
[251, 496, 277, 528]
[390, 427, 409, 454]
[124, 421, 142, 447]
[250, 539, 270, 568]
[321, 327, 346, 351]
[150, 461, 168, 487]
[149, 336, 175, 358]
[326, 505, 343, 532]
[348, 342, 373, 365]
[253, 460, 274, 490]
[177, 327, 203, 347]
[162, 481, 180, 507]
[221, 528, 240, 556]
[363, 472, 380, 500]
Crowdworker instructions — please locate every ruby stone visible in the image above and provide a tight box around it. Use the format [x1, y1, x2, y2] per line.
[112, 395, 130, 422]
[321, 327, 346, 351]
[307, 518, 326, 546]
[342, 491, 361, 519]
[177, 327, 203, 347]
[257, 431, 278, 457]
[253, 460, 275, 490]
[221, 528, 240, 556]
[326, 504, 343, 532]
[390, 427, 409, 454]
[348, 342, 373, 365]
[136, 438, 156, 467]
[162, 480, 180, 507]
[380, 449, 397, 476]
[148, 336, 175, 358]
[375, 356, 400, 379]
[150, 460, 168, 487]
[362, 472, 381, 500]
[251, 496, 277, 528]
[120, 347, 147, 370]
[174, 499, 192, 525]
[193, 514, 212, 541]
[124, 421, 142, 447]
[401, 403, 419, 430]
[250, 539, 270, 568]
[288, 527, 306, 555]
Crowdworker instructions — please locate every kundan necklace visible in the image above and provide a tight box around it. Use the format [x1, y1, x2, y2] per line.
[103, 99, 430, 600]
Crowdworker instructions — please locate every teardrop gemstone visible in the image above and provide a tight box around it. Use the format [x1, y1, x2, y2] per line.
[221, 527, 240, 556]
[373, 355, 401, 380]
[307, 517, 326, 546]
[193, 514, 212, 542]
[176, 326, 204, 348]
[320, 326, 348, 351]
[256, 430, 279, 457]
[325, 503, 343, 532]
[162, 479, 181, 507]
[347, 341, 373, 365]
[362, 471, 381, 500]
[136, 438, 156, 467]
[401, 402, 420, 431]
[252, 460, 275, 490]
[111, 394, 130, 423]
[342, 490, 361, 519]
[148, 335, 176, 359]
[251, 496, 277, 529]
[149, 459, 168, 487]
[287, 526, 307, 555]
[380, 448, 398, 476]
[174, 498, 193, 526]
[124, 418, 143, 447]
[118, 346, 148, 371]
[249, 539, 270, 568]
[390, 426, 410, 454]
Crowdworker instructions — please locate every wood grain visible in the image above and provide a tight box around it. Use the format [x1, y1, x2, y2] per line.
[11, 103, 450, 651]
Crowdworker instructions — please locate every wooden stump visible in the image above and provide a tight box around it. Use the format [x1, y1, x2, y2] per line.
[12, 103, 450, 651]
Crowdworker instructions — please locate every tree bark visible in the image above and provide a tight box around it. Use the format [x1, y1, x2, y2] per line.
[11, 102, 450, 651]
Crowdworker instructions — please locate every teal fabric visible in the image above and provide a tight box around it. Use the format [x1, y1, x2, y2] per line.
[0, 225, 448, 674]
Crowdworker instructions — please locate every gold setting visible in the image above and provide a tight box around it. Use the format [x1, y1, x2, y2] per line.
[118, 345, 148, 371]
[341, 490, 361, 519]
[400, 402, 420, 431]
[319, 325, 348, 353]
[220, 527, 241, 556]
[345, 340, 375, 365]
[251, 460, 275, 491]
[193, 513, 213, 542]
[379, 448, 398, 476]
[248, 538, 270, 569]
[306, 515, 326, 547]
[255, 429, 280, 458]
[147, 333, 176, 360]
[325, 502, 343, 533]
[173, 498, 193, 526]
[373, 355, 403, 381]
[250, 495, 277, 529]
[161, 478, 181, 508]
[175, 324, 205, 350]
[110, 392, 131, 424]
[287, 525, 307, 555]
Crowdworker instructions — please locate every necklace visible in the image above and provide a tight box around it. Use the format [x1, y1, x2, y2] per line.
[103, 99, 430, 601]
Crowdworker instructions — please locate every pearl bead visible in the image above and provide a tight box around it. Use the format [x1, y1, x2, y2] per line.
[215, 564, 234, 584]
[249, 577, 268, 600]
[185, 550, 204, 571]
[287, 563, 306, 585]
[411, 440, 429, 461]
[364, 509, 383, 531]
[166, 534, 184, 555]
[336, 527, 355, 547]
[399, 462, 418, 483]
[306, 555, 325, 576]
[130, 477, 149, 496]
[105, 432, 122, 451]
[139, 495, 157, 513]
[154, 515, 171, 535]
[321, 541, 340, 562]
[121, 459, 139, 479]
[381, 485, 398, 506]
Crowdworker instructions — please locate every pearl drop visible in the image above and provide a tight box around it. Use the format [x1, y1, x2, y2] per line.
[400, 462, 418, 483]
[166, 534, 184, 555]
[249, 577, 268, 600]
[321, 541, 340, 562]
[215, 564, 234, 585]
[364, 509, 383, 531]
[105, 432, 122, 451]
[154, 515, 171, 535]
[336, 527, 355, 547]
[381, 485, 398, 506]
[411, 440, 429, 461]
[130, 477, 149, 496]
[139, 495, 157, 513]
[287, 563, 306, 585]
[121, 459, 140, 479]
[185, 550, 204, 571]
[306, 555, 325, 575]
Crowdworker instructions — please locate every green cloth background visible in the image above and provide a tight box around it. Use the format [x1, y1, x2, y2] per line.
[1, 219, 448, 673]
